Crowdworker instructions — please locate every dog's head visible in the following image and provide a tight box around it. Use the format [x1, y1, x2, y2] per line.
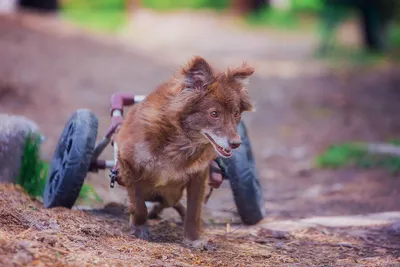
[176, 56, 254, 158]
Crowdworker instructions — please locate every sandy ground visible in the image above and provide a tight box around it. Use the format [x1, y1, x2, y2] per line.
[1, 10, 400, 266]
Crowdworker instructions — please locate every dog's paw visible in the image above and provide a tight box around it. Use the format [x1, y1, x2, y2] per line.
[183, 237, 209, 250]
[148, 210, 162, 220]
[130, 225, 150, 240]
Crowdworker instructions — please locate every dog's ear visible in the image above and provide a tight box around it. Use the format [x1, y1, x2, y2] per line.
[240, 93, 255, 112]
[228, 62, 255, 87]
[228, 63, 255, 112]
[181, 56, 214, 90]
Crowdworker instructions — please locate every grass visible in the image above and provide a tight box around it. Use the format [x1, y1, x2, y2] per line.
[78, 182, 103, 205]
[141, 0, 229, 11]
[244, 0, 322, 30]
[61, 0, 127, 33]
[317, 46, 388, 68]
[388, 25, 400, 60]
[389, 26, 400, 47]
[16, 133, 48, 197]
[316, 141, 400, 174]
[291, 0, 323, 14]
[17, 133, 102, 204]
[60, 0, 229, 33]
[246, 8, 300, 30]
[61, 10, 127, 33]
[60, 0, 319, 33]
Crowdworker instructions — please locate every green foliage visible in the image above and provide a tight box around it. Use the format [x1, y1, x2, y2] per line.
[389, 26, 400, 48]
[79, 183, 103, 205]
[245, 0, 323, 30]
[388, 138, 400, 146]
[61, 0, 127, 33]
[62, 0, 125, 10]
[17, 134, 48, 197]
[291, 0, 323, 13]
[317, 46, 385, 67]
[61, 0, 229, 32]
[318, 1, 400, 61]
[62, 10, 127, 33]
[141, 0, 229, 11]
[315, 142, 366, 169]
[17, 133, 101, 204]
[316, 142, 400, 174]
[246, 8, 299, 29]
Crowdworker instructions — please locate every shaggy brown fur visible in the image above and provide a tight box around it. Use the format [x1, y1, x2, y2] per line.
[115, 56, 254, 246]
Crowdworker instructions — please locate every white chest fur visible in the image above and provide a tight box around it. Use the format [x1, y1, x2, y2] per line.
[132, 142, 210, 187]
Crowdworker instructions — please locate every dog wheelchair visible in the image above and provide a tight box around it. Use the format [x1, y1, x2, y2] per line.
[43, 93, 265, 225]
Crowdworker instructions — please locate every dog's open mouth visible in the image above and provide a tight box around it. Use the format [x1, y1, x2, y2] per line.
[204, 133, 232, 158]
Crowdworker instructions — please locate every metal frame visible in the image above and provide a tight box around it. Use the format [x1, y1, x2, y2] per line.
[88, 93, 145, 179]
[86, 92, 222, 191]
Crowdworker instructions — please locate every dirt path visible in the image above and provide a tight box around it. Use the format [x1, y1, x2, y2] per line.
[1, 184, 399, 266]
[1, 11, 400, 266]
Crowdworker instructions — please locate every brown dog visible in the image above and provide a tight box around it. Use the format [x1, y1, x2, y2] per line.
[115, 56, 254, 247]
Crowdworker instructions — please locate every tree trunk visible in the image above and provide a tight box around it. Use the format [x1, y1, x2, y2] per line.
[125, 0, 142, 13]
[231, 0, 269, 15]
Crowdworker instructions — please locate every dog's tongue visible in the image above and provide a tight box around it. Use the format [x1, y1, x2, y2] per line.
[217, 145, 232, 157]
[204, 133, 232, 157]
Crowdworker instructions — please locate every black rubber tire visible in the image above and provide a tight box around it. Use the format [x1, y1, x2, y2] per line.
[43, 109, 98, 208]
[215, 121, 266, 225]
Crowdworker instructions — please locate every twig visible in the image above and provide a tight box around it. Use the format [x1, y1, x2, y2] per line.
[203, 188, 213, 205]
[15, 227, 33, 238]
[9, 212, 23, 223]
[49, 246, 70, 254]
[365, 241, 400, 250]
[367, 143, 400, 157]
[304, 241, 359, 249]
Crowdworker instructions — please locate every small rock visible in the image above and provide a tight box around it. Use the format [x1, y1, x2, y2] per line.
[272, 230, 291, 239]
[291, 146, 308, 160]
[258, 228, 291, 239]
[388, 221, 400, 236]
[275, 241, 285, 249]
[302, 183, 344, 198]
[48, 218, 60, 230]
[0, 114, 43, 183]
[18, 240, 31, 249]
[12, 250, 32, 265]
[48, 237, 57, 247]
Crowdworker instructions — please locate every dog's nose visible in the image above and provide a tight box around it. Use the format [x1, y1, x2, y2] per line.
[229, 139, 242, 149]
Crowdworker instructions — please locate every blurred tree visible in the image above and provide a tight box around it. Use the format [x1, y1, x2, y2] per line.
[231, 0, 270, 15]
[140, 0, 229, 11]
[321, 0, 398, 52]
[125, 0, 141, 12]
[18, 0, 59, 12]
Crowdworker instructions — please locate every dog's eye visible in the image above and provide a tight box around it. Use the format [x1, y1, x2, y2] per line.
[210, 111, 219, 118]
[234, 110, 240, 117]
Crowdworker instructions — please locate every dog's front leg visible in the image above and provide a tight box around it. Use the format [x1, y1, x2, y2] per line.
[183, 170, 208, 248]
[128, 184, 149, 240]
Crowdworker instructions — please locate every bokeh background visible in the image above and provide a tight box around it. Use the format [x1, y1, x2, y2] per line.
[1, 0, 400, 251]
